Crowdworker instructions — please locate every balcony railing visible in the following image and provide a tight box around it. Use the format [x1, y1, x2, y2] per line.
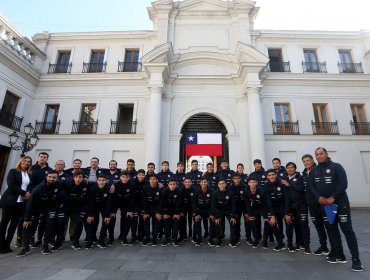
[118, 62, 142, 72]
[0, 109, 23, 131]
[82, 62, 107, 73]
[272, 121, 300, 135]
[47, 63, 72, 74]
[71, 120, 98, 134]
[350, 121, 370, 135]
[302, 62, 327, 73]
[268, 61, 291, 72]
[311, 121, 339, 135]
[35, 121, 61, 134]
[338, 62, 363, 74]
[110, 120, 137, 134]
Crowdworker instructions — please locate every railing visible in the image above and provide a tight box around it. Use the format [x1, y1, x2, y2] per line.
[82, 62, 107, 73]
[350, 121, 370, 135]
[35, 121, 61, 134]
[117, 62, 142, 72]
[47, 63, 72, 74]
[302, 62, 327, 73]
[338, 63, 363, 74]
[272, 121, 300, 135]
[110, 120, 137, 134]
[311, 121, 339, 135]
[268, 61, 291, 72]
[0, 109, 23, 131]
[71, 120, 98, 134]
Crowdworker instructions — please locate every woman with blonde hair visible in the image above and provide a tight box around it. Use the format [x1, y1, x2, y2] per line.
[0, 156, 32, 254]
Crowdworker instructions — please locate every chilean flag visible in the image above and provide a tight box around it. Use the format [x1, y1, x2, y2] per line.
[185, 133, 223, 156]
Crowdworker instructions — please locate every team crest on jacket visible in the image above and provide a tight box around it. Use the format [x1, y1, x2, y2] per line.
[83, 188, 87, 191]
[126, 189, 130, 192]
[240, 191, 244, 194]
[207, 194, 210, 197]
[326, 169, 331, 174]
[54, 189, 58, 193]
[277, 187, 281, 191]
[174, 195, 177, 198]
[228, 174, 231, 177]
[213, 177, 216, 179]
[115, 175, 118, 178]
[168, 175, 170, 177]
[293, 178, 297, 182]
[45, 171, 48, 174]
[190, 193, 194, 196]
[280, 173, 284, 176]
[198, 175, 200, 177]
[262, 175, 265, 178]
[104, 194, 108, 197]
[156, 192, 159, 195]
[226, 196, 229, 199]
[256, 195, 260, 198]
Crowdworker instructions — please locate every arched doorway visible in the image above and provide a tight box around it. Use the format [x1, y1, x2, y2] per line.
[180, 113, 228, 172]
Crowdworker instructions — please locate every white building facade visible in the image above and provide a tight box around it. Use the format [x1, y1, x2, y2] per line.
[1, 0, 370, 206]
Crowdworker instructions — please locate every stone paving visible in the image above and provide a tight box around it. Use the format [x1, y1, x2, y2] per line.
[0, 209, 369, 280]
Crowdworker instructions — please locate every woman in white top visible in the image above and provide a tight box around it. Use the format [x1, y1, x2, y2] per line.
[0, 156, 32, 254]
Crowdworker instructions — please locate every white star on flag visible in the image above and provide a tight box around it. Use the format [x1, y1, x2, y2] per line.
[188, 135, 194, 141]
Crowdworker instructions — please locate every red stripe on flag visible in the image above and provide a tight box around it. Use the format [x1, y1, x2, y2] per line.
[186, 144, 223, 156]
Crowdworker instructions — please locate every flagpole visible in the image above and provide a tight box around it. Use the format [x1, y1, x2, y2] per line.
[214, 156, 217, 172]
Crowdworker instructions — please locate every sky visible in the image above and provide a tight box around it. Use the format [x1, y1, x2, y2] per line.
[0, 0, 369, 38]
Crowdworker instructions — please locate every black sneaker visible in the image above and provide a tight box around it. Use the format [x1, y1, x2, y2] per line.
[229, 242, 237, 248]
[142, 238, 150, 246]
[208, 239, 215, 247]
[327, 256, 337, 264]
[121, 239, 129, 246]
[85, 243, 93, 250]
[152, 239, 157, 247]
[97, 241, 107, 249]
[262, 241, 268, 249]
[16, 247, 30, 257]
[42, 248, 51, 255]
[288, 244, 296, 253]
[336, 254, 347, 264]
[322, 248, 330, 255]
[313, 247, 325, 256]
[215, 242, 222, 248]
[177, 237, 184, 244]
[304, 248, 312, 255]
[191, 237, 197, 244]
[71, 242, 82, 250]
[129, 239, 136, 246]
[203, 232, 209, 239]
[14, 237, 22, 248]
[326, 250, 335, 259]
[161, 239, 170, 247]
[273, 244, 284, 251]
[195, 241, 202, 247]
[252, 241, 259, 248]
[173, 241, 180, 247]
[83, 237, 88, 243]
[108, 240, 114, 247]
[31, 240, 41, 249]
[51, 245, 62, 252]
[246, 239, 253, 246]
[351, 259, 364, 272]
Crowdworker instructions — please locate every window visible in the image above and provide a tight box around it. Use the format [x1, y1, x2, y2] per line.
[73, 104, 97, 134]
[303, 49, 319, 72]
[274, 103, 291, 122]
[54, 51, 71, 73]
[339, 50, 353, 64]
[313, 104, 329, 123]
[111, 104, 136, 134]
[36, 104, 60, 134]
[351, 104, 367, 123]
[268, 49, 289, 72]
[1, 91, 19, 115]
[0, 91, 22, 130]
[89, 50, 105, 72]
[80, 104, 96, 123]
[123, 49, 140, 72]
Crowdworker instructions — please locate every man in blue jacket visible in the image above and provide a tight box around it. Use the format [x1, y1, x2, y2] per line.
[310, 147, 363, 272]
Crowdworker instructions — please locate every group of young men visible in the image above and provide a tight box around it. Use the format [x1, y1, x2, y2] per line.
[12, 148, 363, 272]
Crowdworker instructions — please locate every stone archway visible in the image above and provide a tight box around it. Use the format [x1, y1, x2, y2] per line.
[179, 113, 228, 171]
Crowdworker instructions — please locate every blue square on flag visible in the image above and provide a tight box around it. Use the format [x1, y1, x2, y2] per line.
[186, 133, 198, 144]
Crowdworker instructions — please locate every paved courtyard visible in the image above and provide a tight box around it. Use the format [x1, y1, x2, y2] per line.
[0, 209, 369, 280]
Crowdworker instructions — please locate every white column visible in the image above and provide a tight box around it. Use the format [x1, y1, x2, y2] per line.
[247, 87, 266, 164]
[144, 87, 163, 168]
